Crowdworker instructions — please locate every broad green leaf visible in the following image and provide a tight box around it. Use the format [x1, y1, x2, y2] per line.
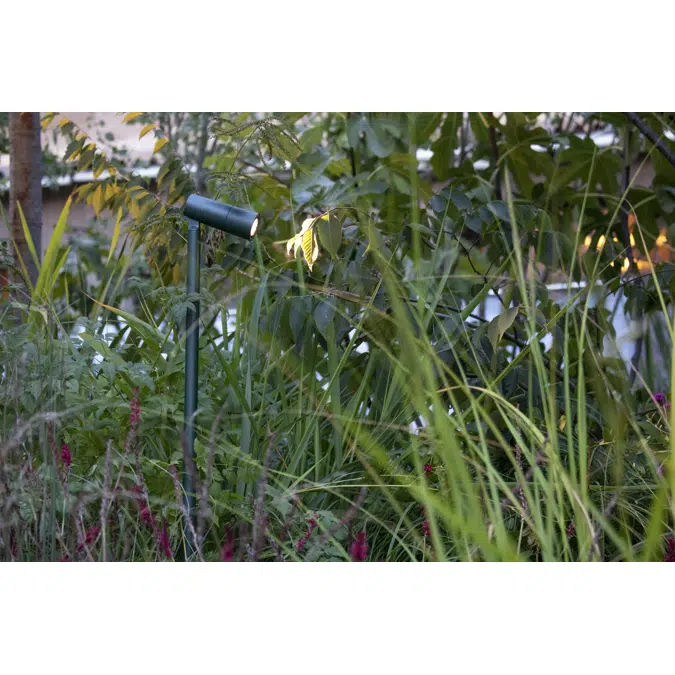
[317, 213, 342, 257]
[314, 299, 336, 340]
[487, 306, 519, 351]
[365, 118, 397, 158]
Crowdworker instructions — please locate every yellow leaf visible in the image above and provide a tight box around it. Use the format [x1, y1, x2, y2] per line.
[558, 414, 567, 432]
[92, 185, 105, 216]
[301, 224, 319, 271]
[153, 137, 169, 154]
[139, 123, 157, 140]
[286, 233, 299, 257]
[93, 162, 106, 179]
[123, 112, 143, 123]
[128, 198, 141, 220]
[106, 209, 123, 265]
[108, 166, 117, 177]
[41, 113, 56, 130]
[67, 149, 81, 162]
[59, 117, 71, 129]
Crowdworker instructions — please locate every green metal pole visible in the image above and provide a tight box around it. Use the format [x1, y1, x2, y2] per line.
[183, 217, 200, 557]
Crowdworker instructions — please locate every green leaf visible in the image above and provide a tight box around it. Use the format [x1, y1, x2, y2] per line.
[317, 213, 342, 257]
[487, 306, 519, 351]
[314, 299, 336, 341]
[487, 201, 511, 222]
[17, 202, 39, 269]
[413, 112, 443, 146]
[34, 197, 71, 303]
[431, 112, 461, 181]
[300, 125, 324, 150]
[449, 189, 472, 211]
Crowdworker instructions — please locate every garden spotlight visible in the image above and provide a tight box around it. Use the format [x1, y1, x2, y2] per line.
[181, 194, 259, 558]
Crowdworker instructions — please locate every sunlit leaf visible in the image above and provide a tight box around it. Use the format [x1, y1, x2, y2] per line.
[154, 138, 169, 154]
[139, 123, 157, 140]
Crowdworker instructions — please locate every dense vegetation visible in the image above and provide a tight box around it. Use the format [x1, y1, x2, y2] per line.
[2, 112, 675, 561]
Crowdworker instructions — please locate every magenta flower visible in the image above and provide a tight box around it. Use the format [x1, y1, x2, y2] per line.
[85, 526, 100, 546]
[665, 536, 675, 563]
[156, 519, 173, 559]
[566, 522, 576, 539]
[76, 525, 100, 554]
[131, 484, 155, 528]
[60, 443, 72, 471]
[130, 387, 141, 426]
[221, 527, 235, 562]
[654, 393, 671, 409]
[297, 515, 319, 553]
[422, 520, 431, 537]
[350, 530, 369, 562]
[424, 463, 433, 478]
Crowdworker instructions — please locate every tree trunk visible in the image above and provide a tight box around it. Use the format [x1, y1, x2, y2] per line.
[8, 112, 42, 290]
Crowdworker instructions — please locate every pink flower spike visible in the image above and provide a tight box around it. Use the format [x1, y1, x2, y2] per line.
[85, 526, 100, 546]
[60, 443, 72, 471]
[350, 530, 369, 562]
[296, 516, 319, 553]
[665, 536, 675, 563]
[423, 463, 433, 478]
[157, 519, 173, 559]
[221, 528, 235, 562]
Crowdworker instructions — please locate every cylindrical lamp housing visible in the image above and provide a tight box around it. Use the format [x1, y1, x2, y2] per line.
[184, 194, 259, 240]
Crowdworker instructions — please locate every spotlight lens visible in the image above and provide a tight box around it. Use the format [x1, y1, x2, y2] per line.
[250, 217, 259, 238]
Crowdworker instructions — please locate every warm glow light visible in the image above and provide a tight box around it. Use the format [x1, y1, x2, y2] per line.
[621, 258, 630, 273]
[656, 233, 668, 246]
[596, 234, 606, 251]
[584, 235, 593, 248]
[612, 235, 619, 243]
[630, 233, 636, 247]
[250, 217, 259, 238]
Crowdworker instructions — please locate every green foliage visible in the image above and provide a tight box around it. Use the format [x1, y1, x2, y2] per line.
[3, 112, 675, 562]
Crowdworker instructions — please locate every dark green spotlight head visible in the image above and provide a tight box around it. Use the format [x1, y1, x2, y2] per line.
[184, 194, 260, 240]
